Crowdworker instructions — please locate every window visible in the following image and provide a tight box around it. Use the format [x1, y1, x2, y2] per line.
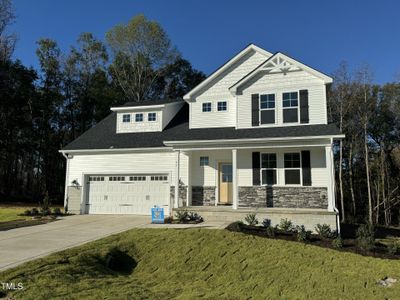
[284, 153, 301, 185]
[217, 101, 227, 111]
[129, 176, 146, 181]
[135, 113, 143, 122]
[200, 156, 209, 166]
[282, 92, 299, 123]
[260, 94, 275, 124]
[261, 153, 277, 185]
[89, 176, 104, 182]
[150, 175, 168, 181]
[122, 114, 131, 123]
[148, 112, 156, 121]
[221, 164, 232, 182]
[202, 102, 212, 112]
[109, 176, 125, 181]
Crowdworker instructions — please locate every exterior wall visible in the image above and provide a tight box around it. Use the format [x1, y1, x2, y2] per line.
[170, 186, 188, 207]
[236, 71, 327, 128]
[238, 186, 328, 208]
[116, 109, 162, 133]
[190, 50, 268, 129]
[191, 186, 216, 206]
[66, 186, 82, 214]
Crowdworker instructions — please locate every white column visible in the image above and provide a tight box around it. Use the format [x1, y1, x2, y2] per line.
[186, 151, 191, 207]
[232, 149, 238, 209]
[174, 150, 180, 208]
[325, 144, 335, 212]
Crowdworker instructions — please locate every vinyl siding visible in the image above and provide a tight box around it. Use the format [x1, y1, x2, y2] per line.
[237, 71, 327, 128]
[116, 110, 162, 133]
[190, 50, 268, 128]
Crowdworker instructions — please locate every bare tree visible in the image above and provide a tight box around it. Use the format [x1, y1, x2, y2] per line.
[0, 0, 16, 61]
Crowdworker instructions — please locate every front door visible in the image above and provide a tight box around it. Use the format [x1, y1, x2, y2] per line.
[219, 163, 232, 204]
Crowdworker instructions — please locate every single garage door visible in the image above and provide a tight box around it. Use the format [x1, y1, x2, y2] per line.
[85, 174, 170, 215]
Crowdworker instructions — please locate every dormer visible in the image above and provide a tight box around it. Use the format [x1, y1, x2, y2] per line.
[111, 99, 184, 133]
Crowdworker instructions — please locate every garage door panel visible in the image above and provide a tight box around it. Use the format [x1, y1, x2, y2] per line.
[86, 174, 170, 215]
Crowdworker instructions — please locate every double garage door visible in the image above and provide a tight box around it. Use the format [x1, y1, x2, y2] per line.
[85, 174, 170, 215]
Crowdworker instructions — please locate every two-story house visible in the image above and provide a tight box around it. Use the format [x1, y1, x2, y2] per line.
[60, 44, 344, 230]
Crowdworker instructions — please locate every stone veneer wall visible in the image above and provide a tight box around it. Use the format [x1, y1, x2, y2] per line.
[191, 186, 216, 206]
[238, 186, 328, 209]
[170, 186, 188, 206]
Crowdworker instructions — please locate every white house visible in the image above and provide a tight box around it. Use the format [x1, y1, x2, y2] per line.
[60, 44, 344, 230]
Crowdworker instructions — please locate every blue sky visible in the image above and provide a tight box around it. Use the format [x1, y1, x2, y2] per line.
[11, 0, 400, 84]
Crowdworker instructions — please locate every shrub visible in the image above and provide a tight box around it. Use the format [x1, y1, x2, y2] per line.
[226, 221, 244, 232]
[356, 224, 375, 251]
[39, 191, 51, 212]
[188, 211, 203, 223]
[279, 218, 294, 232]
[23, 209, 32, 216]
[41, 208, 51, 216]
[262, 218, 271, 228]
[31, 208, 39, 216]
[175, 210, 189, 223]
[332, 236, 343, 249]
[244, 213, 258, 226]
[296, 225, 312, 242]
[52, 207, 62, 216]
[387, 240, 400, 255]
[266, 226, 275, 237]
[315, 224, 333, 239]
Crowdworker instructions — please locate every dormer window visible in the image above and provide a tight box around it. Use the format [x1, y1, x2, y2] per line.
[122, 114, 131, 123]
[148, 112, 157, 121]
[217, 101, 227, 111]
[135, 113, 143, 122]
[202, 102, 212, 112]
[282, 92, 299, 123]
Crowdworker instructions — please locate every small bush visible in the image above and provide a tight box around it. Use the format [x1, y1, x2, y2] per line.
[279, 218, 294, 232]
[23, 209, 32, 216]
[52, 207, 62, 215]
[356, 224, 375, 251]
[296, 225, 312, 242]
[332, 236, 343, 249]
[188, 211, 203, 223]
[387, 240, 400, 255]
[244, 213, 258, 226]
[41, 208, 51, 216]
[266, 226, 275, 237]
[31, 208, 39, 216]
[226, 221, 243, 232]
[262, 218, 271, 228]
[175, 210, 189, 223]
[315, 224, 332, 239]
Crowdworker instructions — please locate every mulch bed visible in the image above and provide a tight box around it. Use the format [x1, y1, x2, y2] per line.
[0, 217, 58, 231]
[226, 222, 400, 260]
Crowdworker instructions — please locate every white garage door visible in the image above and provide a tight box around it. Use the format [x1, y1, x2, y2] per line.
[85, 174, 170, 215]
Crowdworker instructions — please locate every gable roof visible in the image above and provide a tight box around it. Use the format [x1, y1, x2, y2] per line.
[229, 52, 333, 94]
[61, 104, 342, 152]
[183, 44, 273, 101]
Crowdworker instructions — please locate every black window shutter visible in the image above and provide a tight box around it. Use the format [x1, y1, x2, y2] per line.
[301, 150, 312, 186]
[251, 94, 259, 126]
[252, 152, 260, 185]
[299, 89, 309, 124]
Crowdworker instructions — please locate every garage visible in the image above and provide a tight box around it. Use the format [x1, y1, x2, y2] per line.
[85, 174, 170, 215]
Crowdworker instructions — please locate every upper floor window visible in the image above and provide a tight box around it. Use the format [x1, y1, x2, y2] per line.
[284, 153, 301, 185]
[202, 102, 212, 112]
[261, 153, 277, 185]
[200, 156, 209, 166]
[135, 113, 143, 122]
[148, 112, 156, 121]
[217, 101, 227, 111]
[260, 94, 275, 124]
[122, 114, 131, 123]
[282, 92, 299, 123]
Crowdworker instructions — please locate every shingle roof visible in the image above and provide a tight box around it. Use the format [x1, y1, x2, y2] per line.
[121, 98, 183, 107]
[62, 104, 341, 151]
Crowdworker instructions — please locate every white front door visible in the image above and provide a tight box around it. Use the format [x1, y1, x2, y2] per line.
[85, 174, 170, 215]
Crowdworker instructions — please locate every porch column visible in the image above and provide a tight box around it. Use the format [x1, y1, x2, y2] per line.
[186, 151, 191, 207]
[174, 150, 180, 208]
[232, 149, 238, 209]
[325, 144, 335, 212]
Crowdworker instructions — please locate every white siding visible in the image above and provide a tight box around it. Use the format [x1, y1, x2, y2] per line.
[190, 50, 268, 128]
[67, 151, 188, 187]
[237, 71, 327, 128]
[116, 110, 162, 133]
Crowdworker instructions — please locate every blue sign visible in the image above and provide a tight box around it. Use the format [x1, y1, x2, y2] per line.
[151, 207, 164, 224]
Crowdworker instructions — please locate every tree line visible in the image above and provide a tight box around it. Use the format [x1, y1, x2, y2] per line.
[1, 0, 399, 227]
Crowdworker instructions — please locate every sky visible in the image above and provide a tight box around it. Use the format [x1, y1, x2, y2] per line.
[10, 0, 400, 84]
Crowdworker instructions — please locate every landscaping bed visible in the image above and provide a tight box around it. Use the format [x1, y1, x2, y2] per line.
[163, 210, 204, 224]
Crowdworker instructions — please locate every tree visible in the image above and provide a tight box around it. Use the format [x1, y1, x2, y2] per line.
[106, 14, 178, 101]
[0, 0, 16, 62]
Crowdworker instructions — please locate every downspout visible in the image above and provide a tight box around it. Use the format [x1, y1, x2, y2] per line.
[330, 138, 341, 235]
[61, 152, 71, 212]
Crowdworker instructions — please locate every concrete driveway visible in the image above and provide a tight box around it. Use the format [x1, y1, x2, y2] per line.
[0, 215, 149, 271]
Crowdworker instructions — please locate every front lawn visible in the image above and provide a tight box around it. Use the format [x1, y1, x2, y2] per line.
[0, 207, 31, 223]
[1, 229, 400, 299]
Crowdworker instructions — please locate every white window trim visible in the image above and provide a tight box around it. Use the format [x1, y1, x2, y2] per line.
[284, 152, 302, 186]
[122, 114, 131, 123]
[259, 93, 277, 126]
[135, 113, 144, 122]
[202, 102, 212, 112]
[282, 91, 300, 124]
[217, 101, 228, 112]
[260, 152, 277, 186]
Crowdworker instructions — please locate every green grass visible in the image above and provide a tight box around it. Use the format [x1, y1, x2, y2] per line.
[0, 207, 31, 222]
[1, 229, 400, 299]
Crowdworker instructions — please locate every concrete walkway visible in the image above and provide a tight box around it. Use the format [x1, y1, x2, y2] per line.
[0, 215, 229, 272]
